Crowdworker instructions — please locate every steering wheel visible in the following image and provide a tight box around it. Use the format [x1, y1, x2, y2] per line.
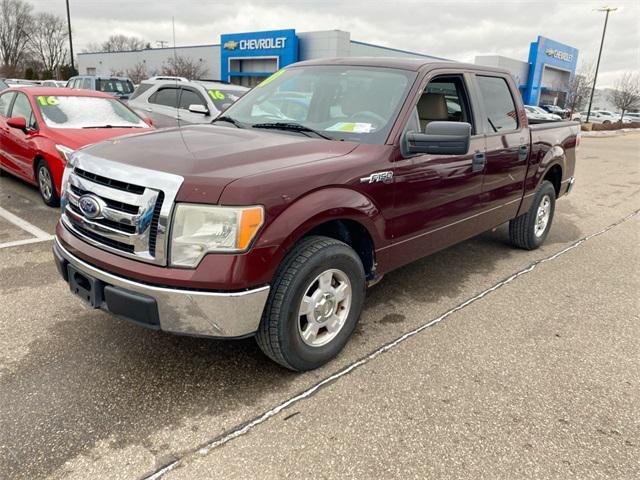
[349, 111, 386, 128]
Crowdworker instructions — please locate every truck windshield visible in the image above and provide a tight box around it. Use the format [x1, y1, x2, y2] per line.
[35, 95, 147, 129]
[221, 66, 416, 144]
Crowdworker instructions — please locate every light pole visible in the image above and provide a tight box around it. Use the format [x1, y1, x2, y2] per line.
[65, 0, 75, 75]
[586, 5, 617, 122]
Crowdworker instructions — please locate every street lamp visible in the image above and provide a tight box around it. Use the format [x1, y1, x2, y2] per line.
[586, 5, 617, 122]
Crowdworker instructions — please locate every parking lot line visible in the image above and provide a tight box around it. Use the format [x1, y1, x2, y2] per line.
[0, 205, 54, 248]
[141, 207, 639, 480]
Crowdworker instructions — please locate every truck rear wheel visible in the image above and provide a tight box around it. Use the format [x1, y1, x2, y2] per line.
[256, 236, 365, 371]
[509, 180, 556, 250]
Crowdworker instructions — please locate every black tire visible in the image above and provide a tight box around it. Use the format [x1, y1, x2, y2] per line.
[36, 158, 59, 207]
[256, 236, 366, 371]
[509, 180, 556, 250]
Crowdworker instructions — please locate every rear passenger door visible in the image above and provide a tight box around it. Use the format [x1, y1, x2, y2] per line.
[473, 74, 529, 228]
[146, 87, 180, 128]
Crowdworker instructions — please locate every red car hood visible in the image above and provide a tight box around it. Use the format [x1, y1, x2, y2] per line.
[51, 127, 152, 150]
[82, 124, 357, 203]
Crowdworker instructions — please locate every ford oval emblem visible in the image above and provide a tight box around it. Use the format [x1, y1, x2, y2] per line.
[78, 195, 102, 219]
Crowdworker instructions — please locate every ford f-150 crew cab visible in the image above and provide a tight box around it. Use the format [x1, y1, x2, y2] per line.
[53, 58, 578, 371]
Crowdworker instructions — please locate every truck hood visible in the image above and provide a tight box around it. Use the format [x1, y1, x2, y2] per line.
[82, 124, 357, 203]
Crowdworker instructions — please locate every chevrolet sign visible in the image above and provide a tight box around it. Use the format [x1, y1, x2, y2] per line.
[226, 37, 288, 51]
[545, 47, 573, 63]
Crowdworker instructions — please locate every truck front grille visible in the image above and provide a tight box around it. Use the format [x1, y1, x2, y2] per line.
[60, 153, 184, 266]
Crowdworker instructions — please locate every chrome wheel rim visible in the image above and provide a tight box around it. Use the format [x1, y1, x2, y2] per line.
[38, 166, 52, 201]
[298, 269, 352, 347]
[535, 194, 551, 237]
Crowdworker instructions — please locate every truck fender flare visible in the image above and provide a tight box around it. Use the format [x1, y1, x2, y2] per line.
[254, 187, 385, 266]
[536, 145, 566, 190]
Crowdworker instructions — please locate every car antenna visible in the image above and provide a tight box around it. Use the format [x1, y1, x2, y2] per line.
[172, 16, 181, 129]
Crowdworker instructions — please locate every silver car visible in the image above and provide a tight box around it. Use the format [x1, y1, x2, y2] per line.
[128, 77, 248, 128]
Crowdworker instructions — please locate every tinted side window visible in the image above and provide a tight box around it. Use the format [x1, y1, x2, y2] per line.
[476, 75, 518, 132]
[178, 89, 205, 110]
[10, 93, 36, 128]
[0, 91, 16, 116]
[82, 78, 92, 89]
[149, 88, 179, 108]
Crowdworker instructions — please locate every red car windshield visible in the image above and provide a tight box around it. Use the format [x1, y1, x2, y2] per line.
[35, 95, 147, 129]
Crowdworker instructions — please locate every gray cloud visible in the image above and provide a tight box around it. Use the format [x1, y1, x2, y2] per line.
[32, 0, 639, 86]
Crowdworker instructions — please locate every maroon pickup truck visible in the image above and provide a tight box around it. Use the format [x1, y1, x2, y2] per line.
[53, 58, 578, 370]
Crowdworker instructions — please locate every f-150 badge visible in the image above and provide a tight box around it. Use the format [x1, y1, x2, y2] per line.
[360, 171, 393, 184]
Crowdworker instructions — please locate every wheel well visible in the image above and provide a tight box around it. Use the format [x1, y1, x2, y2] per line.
[544, 164, 562, 197]
[33, 154, 44, 179]
[304, 219, 376, 280]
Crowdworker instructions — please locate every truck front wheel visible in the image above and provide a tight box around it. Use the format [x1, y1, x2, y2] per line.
[509, 180, 556, 250]
[256, 236, 366, 371]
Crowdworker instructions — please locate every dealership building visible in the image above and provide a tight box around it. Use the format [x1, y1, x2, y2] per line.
[78, 29, 578, 106]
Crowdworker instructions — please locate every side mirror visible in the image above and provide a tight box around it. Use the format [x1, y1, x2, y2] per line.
[7, 117, 27, 130]
[188, 104, 209, 115]
[405, 121, 471, 155]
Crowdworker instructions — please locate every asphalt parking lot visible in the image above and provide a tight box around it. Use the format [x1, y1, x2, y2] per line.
[1, 133, 639, 480]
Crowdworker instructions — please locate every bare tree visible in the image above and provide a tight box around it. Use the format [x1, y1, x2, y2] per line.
[565, 63, 595, 115]
[126, 61, 148, 84]
[609, 72, 640, 121]
[161, 55, 206, 79]
[0, 0, 33, 76]
[27, 12, 68, 79]
[82, 42, 103, 53]
[101, 34, 145, 52]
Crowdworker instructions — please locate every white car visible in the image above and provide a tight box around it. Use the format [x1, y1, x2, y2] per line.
[40, 80, 67, 88]
[524, 105, 561, 122]
[128, 78, 248, 128]
[622, 112, 640, 123]
[581, 110, 616, 124]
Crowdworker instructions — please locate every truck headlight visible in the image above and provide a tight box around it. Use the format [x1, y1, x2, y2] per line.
[169, 204, 264, 267]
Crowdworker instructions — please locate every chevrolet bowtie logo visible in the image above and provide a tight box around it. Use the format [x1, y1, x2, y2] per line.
[224, 40, 238, 50]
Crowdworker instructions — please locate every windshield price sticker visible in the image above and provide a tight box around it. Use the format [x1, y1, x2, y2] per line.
[36, 96, 59, 106]
[208, 90, 226, 100]
[326, 122, 373, 133]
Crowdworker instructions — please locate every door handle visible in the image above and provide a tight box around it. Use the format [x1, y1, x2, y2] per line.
[518, 144, 529, 161]
[472, 152, 486, 172]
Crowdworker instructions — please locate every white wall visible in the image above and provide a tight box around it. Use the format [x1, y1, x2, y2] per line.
[475, 55, 530, 88]
[298, 30, 351, 60]
[78, 45, 221, 80]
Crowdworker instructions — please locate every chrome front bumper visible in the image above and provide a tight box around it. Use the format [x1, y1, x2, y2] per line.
[53, 238, 270, 338]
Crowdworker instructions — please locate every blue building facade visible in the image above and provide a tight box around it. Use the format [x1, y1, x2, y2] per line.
[220, 29, 298, 87]
[522, 36, 579, 106]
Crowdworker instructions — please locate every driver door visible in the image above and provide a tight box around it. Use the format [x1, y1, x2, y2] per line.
[2, 92, 38, 181]
[389, 73, 486, 265]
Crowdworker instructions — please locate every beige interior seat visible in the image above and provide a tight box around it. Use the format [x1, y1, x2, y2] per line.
[417, 93, 449, 131]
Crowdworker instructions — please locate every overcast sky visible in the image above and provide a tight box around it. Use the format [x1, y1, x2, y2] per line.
[32, 0, 639, 87]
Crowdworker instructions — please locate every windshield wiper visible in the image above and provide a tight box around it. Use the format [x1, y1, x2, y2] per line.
[251, 122, 334, 140]
[212, 116, 243, 128]
[82, 125, 137, 129]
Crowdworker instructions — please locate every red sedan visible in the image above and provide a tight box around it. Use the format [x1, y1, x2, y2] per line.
[0, 87, 154, 206]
